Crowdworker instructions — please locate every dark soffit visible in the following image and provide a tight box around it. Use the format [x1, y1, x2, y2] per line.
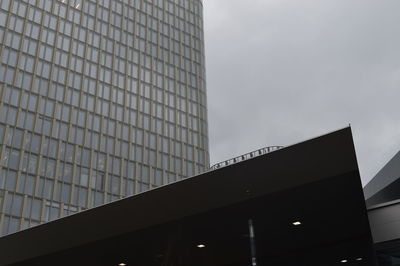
[0, 127, 369, 265]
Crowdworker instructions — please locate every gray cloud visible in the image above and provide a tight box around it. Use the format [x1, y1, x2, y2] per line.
[204, 0, 400, 185]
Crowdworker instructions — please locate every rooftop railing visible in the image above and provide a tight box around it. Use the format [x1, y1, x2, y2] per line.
[210, 145, 283, 171]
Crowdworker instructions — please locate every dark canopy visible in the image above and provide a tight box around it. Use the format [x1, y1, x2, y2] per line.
[0, 127, 374, 266]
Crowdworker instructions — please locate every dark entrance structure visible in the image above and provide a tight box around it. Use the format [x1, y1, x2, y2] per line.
[365, 150, 400, 266]
[0, 128, 375, 266]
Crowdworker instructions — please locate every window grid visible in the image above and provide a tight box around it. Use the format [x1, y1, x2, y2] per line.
[0, 0, 208, 236]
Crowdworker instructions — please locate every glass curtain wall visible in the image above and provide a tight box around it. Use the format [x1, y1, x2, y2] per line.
[0, 0, 209, 236]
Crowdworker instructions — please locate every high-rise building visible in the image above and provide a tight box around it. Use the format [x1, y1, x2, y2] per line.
[0, 0, 209, 236]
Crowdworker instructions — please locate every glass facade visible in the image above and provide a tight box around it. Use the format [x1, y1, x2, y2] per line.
[0, 0, 208, 236]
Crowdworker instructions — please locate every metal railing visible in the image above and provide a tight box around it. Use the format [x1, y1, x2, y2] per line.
[210, 145, 283, 171]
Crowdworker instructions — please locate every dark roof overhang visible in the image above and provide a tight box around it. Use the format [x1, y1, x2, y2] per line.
[0, 127, 374, 266]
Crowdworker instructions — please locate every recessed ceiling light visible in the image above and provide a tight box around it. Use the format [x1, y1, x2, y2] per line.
[341, 259, 348, 263]
[356, 258, 363, 261]
[197, 244, 205, 248]
[292, 221, 301, 226]
[119, 263, 126, 266]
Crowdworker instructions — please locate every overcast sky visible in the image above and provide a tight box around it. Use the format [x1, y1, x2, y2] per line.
[203, 0, 400, 186]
